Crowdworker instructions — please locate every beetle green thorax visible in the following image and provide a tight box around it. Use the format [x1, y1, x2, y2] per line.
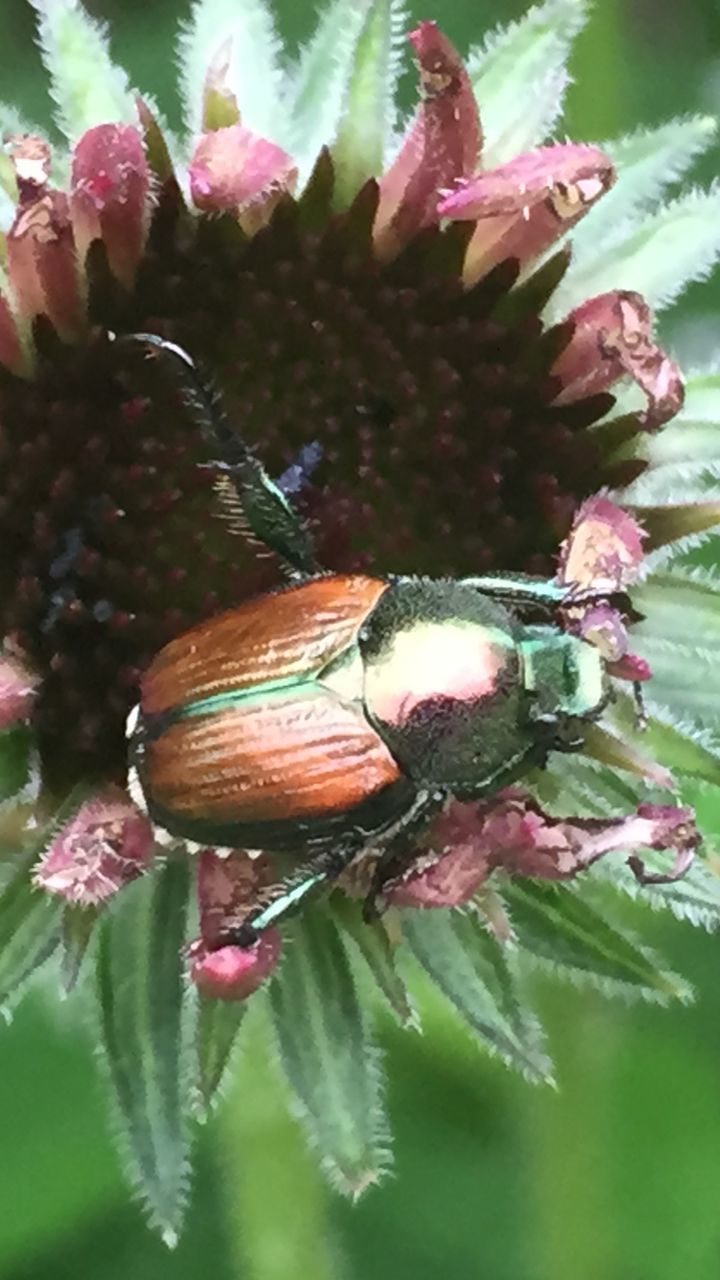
[518, 626, 607, 722]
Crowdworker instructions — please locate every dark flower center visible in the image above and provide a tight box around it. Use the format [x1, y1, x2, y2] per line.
[0, 169, 622, 786]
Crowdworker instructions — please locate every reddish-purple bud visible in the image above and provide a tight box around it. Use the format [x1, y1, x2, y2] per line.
[189, 125, 297, 232]
[438, 144, 614, 285]
[189, 931, 282, 1001]
[374, 21, 481, 258]
[0, 652, 36, 727]
[33, 788, 154, 905]
[70, 124, 150, 288]
[552, 291, 684, 430]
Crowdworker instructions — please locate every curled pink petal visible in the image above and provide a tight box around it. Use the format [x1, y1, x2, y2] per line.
[557, 494, 646, 592]
[189, 125, 297, 232]
[33, 788, 154, 905]
[552, 291, 684, 431]
[0, 652, 36, 726]
[386, 792, 697, 906]
[386, 800, 493, 907]
[198, 848, 276, 948]
[70, 124, 150, 288]
[8, 189, 85, 340]
[439, 144, 614, 285]
[189, 930, 282, 1001]
[374, 21, 481, 259]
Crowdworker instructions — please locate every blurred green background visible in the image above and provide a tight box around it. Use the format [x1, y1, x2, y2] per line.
[2, 1, 720, 1278]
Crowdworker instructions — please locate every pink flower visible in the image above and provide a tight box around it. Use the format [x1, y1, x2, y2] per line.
[33, 788, 154, 905]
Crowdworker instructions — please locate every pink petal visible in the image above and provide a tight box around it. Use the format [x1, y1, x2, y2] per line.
[374, 21, 481, 259]
[189, 124, 297, 233]
[33, 788, 154, 906]
[197, 848, 276, 948]
[438, 144, 614, 285]
[0, 652, 36, 727]
[557, 494, 646, 593]
[386, 791, 697, 905]
[189, 930, 282, 1001]
[8, 188, 85, 340]
[70, 124, 150, 288]
[551, 291, 684, 430]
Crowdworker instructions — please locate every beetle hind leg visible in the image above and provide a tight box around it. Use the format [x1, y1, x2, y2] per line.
[115, 332, 320, 578]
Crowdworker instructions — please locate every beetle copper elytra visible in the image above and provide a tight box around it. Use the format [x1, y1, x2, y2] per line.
[124, 334, 630, 946]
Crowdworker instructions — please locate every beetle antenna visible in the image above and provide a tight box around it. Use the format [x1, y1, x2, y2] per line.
[114, 332, 320, 578]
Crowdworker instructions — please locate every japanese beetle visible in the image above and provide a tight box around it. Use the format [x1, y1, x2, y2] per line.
[125, 335, 626, 945]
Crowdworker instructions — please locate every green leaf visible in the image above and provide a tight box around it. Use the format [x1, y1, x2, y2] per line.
[467, 0, 588, 167]
[194, 994, 247, 1117]
[552, 187, 720, 318]
[177, 0, 287, 142]
[331, 896, 417, 1028]
[611, 693, 720, 786]
[572, 116, 717, 257]
[403, 908, 552, 1081]
[503, 880, 692, 1003]
[626, 570, 720, 723]
[95, 859, 192, 1245]
[0, 847, 63, 1017]
[59, 903, 98, 994]
[330, 0, 404, 206]
[269, 904, 389, 1197]
[0, 727, 35, 804]
[287, 0, 369, 186]
[30, 0, 137, 140]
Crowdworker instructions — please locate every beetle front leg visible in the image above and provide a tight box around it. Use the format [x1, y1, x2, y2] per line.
[219, 839, 376, 947]
[116, 333, 320, 578]
[464, 572, 631, 620]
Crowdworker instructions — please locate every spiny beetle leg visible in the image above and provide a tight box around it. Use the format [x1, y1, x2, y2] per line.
[465, 572, 633, 621]
[115, 333, 319, 578]
[219, 837, 373, 945]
